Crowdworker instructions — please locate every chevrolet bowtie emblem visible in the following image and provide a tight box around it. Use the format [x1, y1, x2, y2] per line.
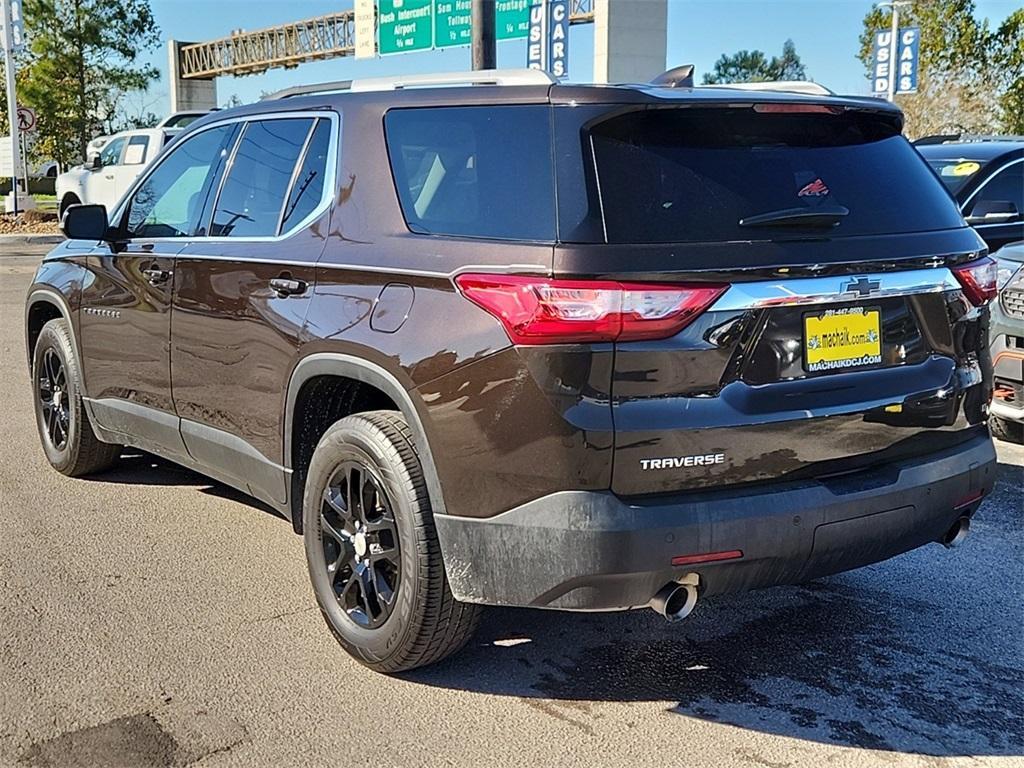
[842, 276, 881, 297]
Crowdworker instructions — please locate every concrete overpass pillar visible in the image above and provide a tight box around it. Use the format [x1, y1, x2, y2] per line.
[593, 0, 668, 84]
[168, 40, 218, 113]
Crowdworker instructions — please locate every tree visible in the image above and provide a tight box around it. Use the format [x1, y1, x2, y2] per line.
[13, 0, 160, 168]
[703, 39, 807, 84]
[857, 0, 1023, 137]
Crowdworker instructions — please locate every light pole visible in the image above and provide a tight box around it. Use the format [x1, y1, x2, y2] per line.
[878, 0, 911, 102]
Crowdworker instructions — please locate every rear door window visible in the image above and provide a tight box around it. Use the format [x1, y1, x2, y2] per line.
[965, 162, 1024, 217]
[210, 118, 314, 237]
[575, 106, 965, 244]
[281, 118, 332, 232]
[123, 135, 149, 165]
[384, 106, 555, 241]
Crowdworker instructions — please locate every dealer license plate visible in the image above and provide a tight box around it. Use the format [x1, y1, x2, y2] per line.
[804, 307, 882, 373]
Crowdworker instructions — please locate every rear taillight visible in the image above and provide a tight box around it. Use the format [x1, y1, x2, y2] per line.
[952, 256, 998, 306]
[454, 274, 727, 345]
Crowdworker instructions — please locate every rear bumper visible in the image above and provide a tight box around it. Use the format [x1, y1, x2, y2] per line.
[435, 432, 996, 611]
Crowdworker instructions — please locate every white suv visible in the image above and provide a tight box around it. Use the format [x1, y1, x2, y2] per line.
[57, 127, 181, 216]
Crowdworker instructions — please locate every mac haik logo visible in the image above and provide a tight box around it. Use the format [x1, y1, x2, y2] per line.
[798, 178, 830, 197]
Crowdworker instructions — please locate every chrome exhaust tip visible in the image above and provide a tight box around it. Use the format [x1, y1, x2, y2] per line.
[650, 574, 699, 622]
[941, 516, 971, 549]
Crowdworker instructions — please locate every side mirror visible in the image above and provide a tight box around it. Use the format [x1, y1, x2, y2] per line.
[89, 154, 103, 171]
[966, 199, 1020, 225]
[61, 204, 110, 241]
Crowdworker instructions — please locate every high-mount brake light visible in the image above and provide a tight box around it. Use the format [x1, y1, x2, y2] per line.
[752, 104, 841, 114]
[454, 274, 727, 345]
[952, 256, 998, 306]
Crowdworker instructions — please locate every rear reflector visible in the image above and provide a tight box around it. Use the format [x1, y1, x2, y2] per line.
[953, 490, 984, 510]
[952, 257, 998, 306]
[671, 549, 743, 567]
[454, 274, 727, 345]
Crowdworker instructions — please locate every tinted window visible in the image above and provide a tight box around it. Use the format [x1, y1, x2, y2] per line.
[385, 106, 555, 240]
[124, 124, 237, 239]
[281, 118, 331, 232]
[967, 163, 1024, 215]
[926, 158, 986, 194]
[99, 137, 125, 167]
[210, 118, 313, 237]
[580, 107, 965, 243]
[124, 135, 149, 165]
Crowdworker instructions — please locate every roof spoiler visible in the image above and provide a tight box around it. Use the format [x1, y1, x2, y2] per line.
[650, 64, 695, 89]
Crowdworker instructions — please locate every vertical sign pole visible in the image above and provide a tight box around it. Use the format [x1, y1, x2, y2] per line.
[471, 0, 497, 71]
[2, 0, 18, 215]
[886, 4, 899, 102]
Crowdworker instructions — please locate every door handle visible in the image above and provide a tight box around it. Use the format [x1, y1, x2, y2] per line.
[269, 276, 307, 297]
[142, 267, 171, 285]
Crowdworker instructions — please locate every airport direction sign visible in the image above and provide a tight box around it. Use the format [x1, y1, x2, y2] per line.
[379, 0, 434, 55]
[382, 0, 531, 54]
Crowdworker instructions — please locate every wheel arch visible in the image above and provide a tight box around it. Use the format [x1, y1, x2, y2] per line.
[284, 353, 447, 530]
[25, 288, 78, 371]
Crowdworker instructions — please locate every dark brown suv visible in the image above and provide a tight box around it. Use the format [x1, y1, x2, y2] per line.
[26, 69, 999, 673]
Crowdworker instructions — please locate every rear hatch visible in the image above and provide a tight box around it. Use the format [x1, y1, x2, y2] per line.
[550, 98, 993, 496]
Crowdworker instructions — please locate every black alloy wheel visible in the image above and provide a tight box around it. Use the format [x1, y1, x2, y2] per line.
[320, 461, 401, 629]
[37, 347, 70, 451]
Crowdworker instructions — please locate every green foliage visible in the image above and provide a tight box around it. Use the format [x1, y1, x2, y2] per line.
[857, 0, 1023, 136]
[10, 0, 160, 167]
[703, 39, 807, 85]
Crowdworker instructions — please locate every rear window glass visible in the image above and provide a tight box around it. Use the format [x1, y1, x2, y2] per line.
[581, 107, 964, 244]
[384, 106, 555, 241]
[926, 158, 986, 194]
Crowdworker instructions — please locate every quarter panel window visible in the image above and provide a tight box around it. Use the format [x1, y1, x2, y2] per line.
[124, 124, 237, 239]
[384, 106, 555, 241]
[210, 118, 314, 237]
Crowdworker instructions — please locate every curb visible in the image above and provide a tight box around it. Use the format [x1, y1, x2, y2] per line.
[0, 234, 65, 245]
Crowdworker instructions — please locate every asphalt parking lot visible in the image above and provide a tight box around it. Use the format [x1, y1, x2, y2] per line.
[1, 241, 1022, 768]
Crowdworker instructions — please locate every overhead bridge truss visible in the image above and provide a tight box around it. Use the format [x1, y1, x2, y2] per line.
[179, 1, 595, 79]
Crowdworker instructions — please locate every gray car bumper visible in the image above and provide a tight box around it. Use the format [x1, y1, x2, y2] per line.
[435, 433, 996, 611]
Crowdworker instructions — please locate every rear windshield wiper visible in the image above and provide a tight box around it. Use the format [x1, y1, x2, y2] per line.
[739, 205, 850, 229]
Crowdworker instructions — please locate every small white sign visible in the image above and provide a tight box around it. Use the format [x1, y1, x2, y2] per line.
[0, 135, 23, 176]
[354, 0, 376, 59]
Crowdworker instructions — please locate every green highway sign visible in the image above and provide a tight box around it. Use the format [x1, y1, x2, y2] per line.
[434, 0, 472, 49]
[378, 0, 434, 54]
[496, 0, 530, 40]
[381, 0, 531, 54]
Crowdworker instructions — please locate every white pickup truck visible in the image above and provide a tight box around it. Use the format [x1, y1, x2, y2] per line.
[56, 126, 182, 216]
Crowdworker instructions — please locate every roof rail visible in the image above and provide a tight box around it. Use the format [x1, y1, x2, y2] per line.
[263, 68, 555, 100]
[713, 81, 834, 96]
[349, 68, 556, 91]
[913, 133, 1024, 145]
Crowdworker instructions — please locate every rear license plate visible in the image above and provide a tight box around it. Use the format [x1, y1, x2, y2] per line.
[804, 307, 882, 373]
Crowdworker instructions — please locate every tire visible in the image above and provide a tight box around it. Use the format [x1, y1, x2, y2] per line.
[32, 319, 121, 476]
[303, 410, 481, 673]
[58, 193, 80, 217]
[990, 415, 1024, 444]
